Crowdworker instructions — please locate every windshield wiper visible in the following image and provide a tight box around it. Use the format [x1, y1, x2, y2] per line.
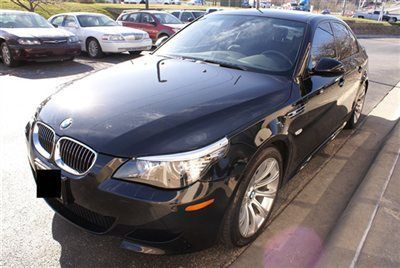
[158, 55, 248, 71]
[200, 59, 248, 71]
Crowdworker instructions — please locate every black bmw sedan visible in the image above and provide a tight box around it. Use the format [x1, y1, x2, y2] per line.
[0, 10, 81, 67]
[26, 10, 368, 254]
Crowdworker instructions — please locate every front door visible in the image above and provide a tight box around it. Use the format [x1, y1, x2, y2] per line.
[290, 22, 343, 166]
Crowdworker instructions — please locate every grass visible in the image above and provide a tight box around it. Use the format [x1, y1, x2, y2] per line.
[341, 16, 400, 26]
[0, 0, 214, 19]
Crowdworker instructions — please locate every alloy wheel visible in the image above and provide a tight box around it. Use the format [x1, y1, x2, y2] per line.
[239, 157, 279, 238]
[88, 40, 99, 57]
[353, 86, 366, 124]
[2, 44, 11, 65]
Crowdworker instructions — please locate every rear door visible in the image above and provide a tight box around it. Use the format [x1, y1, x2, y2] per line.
[122, 12, 142, 30]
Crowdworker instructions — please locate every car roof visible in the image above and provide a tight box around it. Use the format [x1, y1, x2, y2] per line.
[51, 12, 110, 16]
[0, 9, 36, 14]
[212, 9, 341, 24]
[123, 10, 170, 14]
[169, 10, 206, 12]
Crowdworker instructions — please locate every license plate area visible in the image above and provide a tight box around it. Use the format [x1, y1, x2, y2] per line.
[36, 169, 61, 198]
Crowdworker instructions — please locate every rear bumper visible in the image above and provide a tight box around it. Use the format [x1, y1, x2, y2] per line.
[9, 43, 81, 61]
[25, 120, 238, 254]
[100, 38, 153, 53]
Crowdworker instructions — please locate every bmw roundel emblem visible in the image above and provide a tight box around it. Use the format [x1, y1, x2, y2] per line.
[60, 118, 73, 130]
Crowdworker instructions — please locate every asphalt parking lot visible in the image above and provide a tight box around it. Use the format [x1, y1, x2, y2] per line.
[1, 38, 399, 268]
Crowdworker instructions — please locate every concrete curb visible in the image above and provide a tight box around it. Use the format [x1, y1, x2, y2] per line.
[315, 87, 400, 267]
[315, 124, 400, 267]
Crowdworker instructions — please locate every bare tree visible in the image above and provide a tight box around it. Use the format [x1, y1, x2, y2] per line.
[10, 0, 54, 12]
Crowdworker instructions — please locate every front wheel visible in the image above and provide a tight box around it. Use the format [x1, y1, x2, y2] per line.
[87, 38, 103, 58]
[221, 147, 282, 247]
[346, 83, 367, 129]
[1, 42, 19, 67]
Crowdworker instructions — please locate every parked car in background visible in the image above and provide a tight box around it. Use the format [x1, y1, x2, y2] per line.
[387, 12, 400, 22]
[116, 10, 185, 43]
[123, 0, 143, 3]
[187, 0, 204, 5]
[353, 10, 392, 21]
[27, 10, 368, 254]
[206, 8, 223, 13]
[163, 0, 181, 4]
[321, 9, 331, 15]
[170, 10, 206, 23]
[48, 12, 152, 58]
[0, 10, 80, 67]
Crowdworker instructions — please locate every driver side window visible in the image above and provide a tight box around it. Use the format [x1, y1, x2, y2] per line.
[63, 16, 78, 28]
[308, 22, 336, 70]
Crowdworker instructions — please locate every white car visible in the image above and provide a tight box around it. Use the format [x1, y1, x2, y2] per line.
[48, 12, 152, 58]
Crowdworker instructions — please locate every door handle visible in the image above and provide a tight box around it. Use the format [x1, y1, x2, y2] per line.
[338, 78, 345, 87]
[286, 104, 305, 119]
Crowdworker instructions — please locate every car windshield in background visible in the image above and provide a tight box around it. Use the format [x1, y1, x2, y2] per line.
[0, 13, 52, 28]
[153, 13, 182, 24]
[77, 15, 118, 27]
[156, 15, 305, 75]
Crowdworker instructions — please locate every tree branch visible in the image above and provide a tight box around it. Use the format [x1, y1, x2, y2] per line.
[10, 0, 32, 12]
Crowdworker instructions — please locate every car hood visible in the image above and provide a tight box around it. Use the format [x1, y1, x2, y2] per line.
[3, 27, 74, 38]
[38, 55, 291, 157]
[84, 26, 145, 35]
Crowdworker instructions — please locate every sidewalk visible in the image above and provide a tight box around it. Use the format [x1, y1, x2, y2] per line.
[316, 121, 400, 267]
[231, 84, 400, 268]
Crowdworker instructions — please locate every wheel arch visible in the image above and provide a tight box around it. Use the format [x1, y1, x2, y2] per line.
[85, 36, 101, 51]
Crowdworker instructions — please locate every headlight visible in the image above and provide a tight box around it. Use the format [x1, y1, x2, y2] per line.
[101, 34, 125, 41]
[18, 38, 41, 45]
[113, 137, 229, 189]
[67, 36, 79, 43]
[143, 32, 150, 39]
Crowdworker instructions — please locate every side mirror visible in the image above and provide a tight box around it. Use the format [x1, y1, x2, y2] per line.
[52, 23, 58, 28]
[187, 17, 194, 22]
[311, 57, 345, 77]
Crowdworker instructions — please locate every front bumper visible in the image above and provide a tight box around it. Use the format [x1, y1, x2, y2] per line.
[25, 120, 238, 254]
[9, 43, 81, 62]
[100, 38, 153, 53]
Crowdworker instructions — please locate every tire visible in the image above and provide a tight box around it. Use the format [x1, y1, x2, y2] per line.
[346, 83, 367, 129]
[358, 16, 364, 19]
[1, 42, 19, 67]
[221, 146, 283, 247]
[129, 51, 142, 55]
[86, 38, 104, 58]
[392, 18, 398, 23]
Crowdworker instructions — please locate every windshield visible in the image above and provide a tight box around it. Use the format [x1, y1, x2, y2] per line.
[0, 12, 52, 28]
[155, 15, 305, 76]
[77, 15, 118, 27]
[153, 13, 182, 24]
